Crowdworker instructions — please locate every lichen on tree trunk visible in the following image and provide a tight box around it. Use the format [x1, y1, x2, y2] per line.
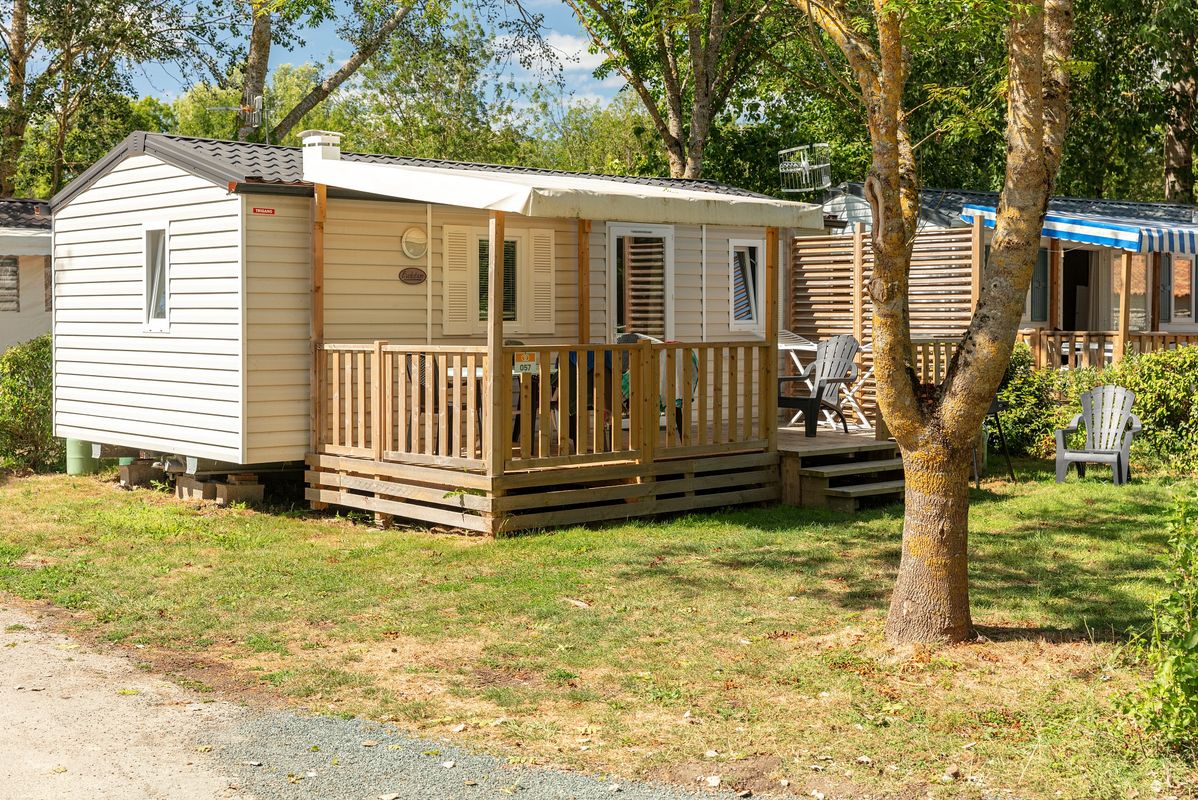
[885, 444, 974, 642]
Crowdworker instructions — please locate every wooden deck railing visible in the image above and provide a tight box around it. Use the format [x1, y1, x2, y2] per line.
[1019, 329, 1198, 369]
[317, 340, 773, 475]
[317, 343, 490, 470]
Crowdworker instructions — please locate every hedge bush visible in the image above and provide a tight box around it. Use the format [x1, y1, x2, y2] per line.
[0, 334, 62, 472]
[994, 345, 1198, 471]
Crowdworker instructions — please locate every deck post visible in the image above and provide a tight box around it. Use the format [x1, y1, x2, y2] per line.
[1048, 238, 1062, 330]
[578, 219, 591, 343]
[309, 183, 328, 510]
[851, 222, 865, 344]
[485, 211, 506, 534]
[970, 213, 984, 309]
[764, 227, 780, 452]
[1115, 251, 1132, 363]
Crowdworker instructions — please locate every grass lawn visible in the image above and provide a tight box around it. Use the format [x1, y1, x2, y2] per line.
[0, 464, 1194, 798]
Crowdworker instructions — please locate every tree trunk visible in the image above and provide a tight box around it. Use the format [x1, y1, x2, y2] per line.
[238, 3, 272, 141]
[884, 445, 975, 642]
[1164, 78, 1195, 203]
[1, 0, 31, 195]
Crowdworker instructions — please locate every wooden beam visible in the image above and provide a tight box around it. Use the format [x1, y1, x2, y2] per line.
[970, 213, 984, 310]
[1150, 252, 1162, 331]
[577, 219, 591, 343]
[764, 227, 780, 452]
[309, 183, 328, 509]
[851, 222, 865, 343]
[1115, 251, 1133, 362]
[1048, 238, 1061, 329]
[485, 211, 506, 481]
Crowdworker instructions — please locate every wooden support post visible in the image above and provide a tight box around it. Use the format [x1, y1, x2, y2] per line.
[851, 222, 865, 344]
[371, 340, 387, 462]
[1150, 252, 1161, 332]
[1115, 251, 1132, 363]
[309, 183, 328, 510]
[577, 219, 591, 344]
[764, 227, 780, 451]
[970, 213, 984, 310]
[1048, 238, 1062, 330]
[485, 211, 506, 534]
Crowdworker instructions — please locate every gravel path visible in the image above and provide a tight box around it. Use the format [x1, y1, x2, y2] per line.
[0, 604, 738, 800]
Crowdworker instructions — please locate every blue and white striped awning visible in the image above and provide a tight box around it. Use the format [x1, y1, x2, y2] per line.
[961, 203, 1198, 255]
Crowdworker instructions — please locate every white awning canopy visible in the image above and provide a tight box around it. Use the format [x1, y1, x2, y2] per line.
[0, 227, 50, 256]
[300, 133, 821, 229]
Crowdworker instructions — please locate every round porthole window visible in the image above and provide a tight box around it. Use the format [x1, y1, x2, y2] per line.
[401, 226, 428, 260]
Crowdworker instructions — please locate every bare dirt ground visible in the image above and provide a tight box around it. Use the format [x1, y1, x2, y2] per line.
[0, 603, 241, 800]
[0, 601, 732, 800]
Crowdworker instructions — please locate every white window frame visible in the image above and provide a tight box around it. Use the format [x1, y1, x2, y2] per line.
[1165, 253, 1197, 328]
[142, 222, 170, 333]
[728, 237, 766, 335]
[470, 227, 527, 335]
[606, 222, 675, 342]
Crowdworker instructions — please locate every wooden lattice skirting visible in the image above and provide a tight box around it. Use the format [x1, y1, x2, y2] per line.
[305, 450, 780, 535]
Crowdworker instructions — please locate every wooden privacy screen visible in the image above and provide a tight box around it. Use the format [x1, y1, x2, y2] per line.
[789, 226, 976, 344]
[789, 226, 978, 426]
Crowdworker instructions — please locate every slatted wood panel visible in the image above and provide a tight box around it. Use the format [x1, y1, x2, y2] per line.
[305, 450, 779, 535]
[791, 228, 977, 424]
[790, 227, 975, 343]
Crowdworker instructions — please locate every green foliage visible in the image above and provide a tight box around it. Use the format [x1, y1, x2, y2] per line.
[993, 343, 1066, 456]
[994, 346, 1198, 469]
[1121, 490, 1198, 753]
[0, 335, 62, 472]
[1101, 347, 1198, 470]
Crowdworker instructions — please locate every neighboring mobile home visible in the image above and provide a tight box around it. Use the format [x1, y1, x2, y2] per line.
[0, 198, 52, 351]
[820, 183, 1198, 368]
[51, 131, 823, 532]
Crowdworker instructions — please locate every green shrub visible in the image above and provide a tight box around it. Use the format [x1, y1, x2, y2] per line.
[996, 345, 1198, 469]
[993, 343, 1068, 456]
[0, 335, 62, 472]
[1103, 347, 1198, 471]
[1121, 489, 1198, 753]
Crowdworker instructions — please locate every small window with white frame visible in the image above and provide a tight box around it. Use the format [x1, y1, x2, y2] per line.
[1163, 253, 1194, 325]
[729, 238, 765, 333]
[144, 225, 169, 332]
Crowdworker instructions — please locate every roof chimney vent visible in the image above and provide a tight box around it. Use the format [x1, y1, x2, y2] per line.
[300, 130, 342, 166]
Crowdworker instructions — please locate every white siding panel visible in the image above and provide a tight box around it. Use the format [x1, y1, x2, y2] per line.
[52, 153, 244, 462]
[243, 194, 311, 464]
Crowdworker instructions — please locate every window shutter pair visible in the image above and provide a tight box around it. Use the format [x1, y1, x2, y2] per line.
[441, 225, 555, 336]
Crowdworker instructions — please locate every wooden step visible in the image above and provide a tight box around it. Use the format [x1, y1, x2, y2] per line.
[825, 478, 906, 499]
[796, 457, 904, 478]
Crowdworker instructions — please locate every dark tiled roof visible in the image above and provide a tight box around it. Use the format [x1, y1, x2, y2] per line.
[53, 132, 775, 210]
[833, 182, 1198, 227]
[0, 198, 50, 229]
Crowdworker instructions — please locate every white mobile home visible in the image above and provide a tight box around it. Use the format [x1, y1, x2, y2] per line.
[0, 198, 52, 351]
[51, 131, 825, 532]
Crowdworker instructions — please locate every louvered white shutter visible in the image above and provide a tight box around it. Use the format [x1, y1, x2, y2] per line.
[0, 257, 18, 312]
[528, 229, 555, 334]
[442, 226, 472, 335]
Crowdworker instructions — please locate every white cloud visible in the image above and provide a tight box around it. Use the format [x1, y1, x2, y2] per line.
[545, 32, 607, 73]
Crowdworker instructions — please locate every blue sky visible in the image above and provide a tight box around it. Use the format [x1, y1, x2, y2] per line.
[130, 1, 620, 105]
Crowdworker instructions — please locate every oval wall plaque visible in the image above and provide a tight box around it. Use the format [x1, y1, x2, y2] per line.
[398, 267, 427, 285]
